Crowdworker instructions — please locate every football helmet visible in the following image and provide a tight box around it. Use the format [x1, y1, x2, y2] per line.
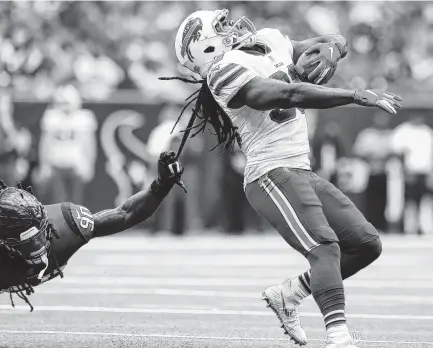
[0, 185, 50, 279]
[175, 9, 257, 78]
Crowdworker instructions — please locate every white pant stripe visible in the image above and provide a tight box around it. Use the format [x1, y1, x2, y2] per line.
[260, 178, 310, 251]
[266, 178, 319, 248]
[264, 177, 319, 251]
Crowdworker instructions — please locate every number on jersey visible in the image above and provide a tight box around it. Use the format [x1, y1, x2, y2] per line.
[74, 206, 95, 232]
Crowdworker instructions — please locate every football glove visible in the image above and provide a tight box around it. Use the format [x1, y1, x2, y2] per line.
[157, 150, 186, 191]
[303, 43, 341, 84]
[353, 89, 403, 115]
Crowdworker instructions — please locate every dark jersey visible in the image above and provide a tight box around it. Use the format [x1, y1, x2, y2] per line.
[0, 202, 95, 289]
[41, 202, 95, 283]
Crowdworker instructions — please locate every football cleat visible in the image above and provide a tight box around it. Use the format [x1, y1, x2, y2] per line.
[262, 282, 308, 345]
[325, 325, 359, 348]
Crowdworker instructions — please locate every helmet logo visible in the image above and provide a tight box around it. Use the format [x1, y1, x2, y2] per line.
[180, 17, 203, 62]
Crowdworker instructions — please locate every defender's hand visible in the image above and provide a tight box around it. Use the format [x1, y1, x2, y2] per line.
[303, 43, 341, 84]
[354, 89, 403, 115]
[157, 150, 185, 191]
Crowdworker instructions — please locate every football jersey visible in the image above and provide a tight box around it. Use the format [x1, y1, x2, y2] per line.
[208, 29, 311, 188]
[0, 202, 94, 290]
[41, 202, 95, 283]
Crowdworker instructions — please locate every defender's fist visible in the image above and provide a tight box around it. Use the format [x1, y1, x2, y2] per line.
[157, 150, 184, 184]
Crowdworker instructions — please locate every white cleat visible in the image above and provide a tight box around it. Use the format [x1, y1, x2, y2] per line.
[325, 325, 359, 348]
[262, 282, 308, 345]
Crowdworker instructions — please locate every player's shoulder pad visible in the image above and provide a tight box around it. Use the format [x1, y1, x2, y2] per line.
[256, 28, 291, 53]
[256, 28, 286, 42]
[62, 202, 95, 242]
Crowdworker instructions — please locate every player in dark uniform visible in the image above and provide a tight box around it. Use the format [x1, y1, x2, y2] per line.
[0, 151, 184, 310]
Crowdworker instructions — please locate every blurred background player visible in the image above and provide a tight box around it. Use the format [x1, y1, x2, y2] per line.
[169, 8, 402, 348]
[353, 112, 394, 233]
[391, 115, 433, 235]
[0, 151, 184, 310]
[38, 84, 97, 205]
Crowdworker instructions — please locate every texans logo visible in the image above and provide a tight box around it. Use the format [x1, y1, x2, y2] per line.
[180, 17, 203, 62]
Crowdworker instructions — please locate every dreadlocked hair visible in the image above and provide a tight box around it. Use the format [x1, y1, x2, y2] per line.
[159, 76, 242, 154]
[0, 180, 64, 312]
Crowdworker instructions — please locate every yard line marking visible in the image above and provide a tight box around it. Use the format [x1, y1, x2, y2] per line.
[0, 330, 432, 345]
[29, 287, 433, 304]
[90, 254, 423, 267]
[47, 276, 433, 289]
[1, 305, 433, 320]
[83, 235, 433, 251]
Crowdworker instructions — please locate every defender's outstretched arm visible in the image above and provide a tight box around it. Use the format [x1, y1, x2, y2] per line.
[92, 151, 183, 237]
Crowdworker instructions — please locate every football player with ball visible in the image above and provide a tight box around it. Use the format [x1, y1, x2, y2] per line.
[165, 8, 403, 348]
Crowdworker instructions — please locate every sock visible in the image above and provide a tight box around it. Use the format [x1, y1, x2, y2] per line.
[315, 286, 347, 329]
[307, 243, 346, 330]
[284, 270, 311, 300]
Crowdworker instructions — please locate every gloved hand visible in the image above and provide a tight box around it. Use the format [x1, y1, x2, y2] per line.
[157, 150, 184, 183]
[302, 43, 341, 84]
[353, 89, 403, 115]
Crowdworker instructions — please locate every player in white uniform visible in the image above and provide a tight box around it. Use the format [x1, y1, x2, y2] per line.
[167, 9, 403, 348]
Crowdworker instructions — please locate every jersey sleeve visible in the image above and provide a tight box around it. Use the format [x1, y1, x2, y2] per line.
[207, 51, 259, 107]
[61, 202, 95, 242]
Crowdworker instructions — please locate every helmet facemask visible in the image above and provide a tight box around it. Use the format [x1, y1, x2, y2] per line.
[0, 188, 50, 279]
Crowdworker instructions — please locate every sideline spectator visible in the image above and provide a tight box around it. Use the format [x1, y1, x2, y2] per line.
[392, 115, 433, 234]
[353, 113, 393, 232]
[38, 85, 97, 205]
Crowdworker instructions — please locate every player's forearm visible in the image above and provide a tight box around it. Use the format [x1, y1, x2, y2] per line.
[250, 82, 355, 111]
[123, 181, 174, 227]
[93, 180, 174, 237]
[285, 83, 355, 109]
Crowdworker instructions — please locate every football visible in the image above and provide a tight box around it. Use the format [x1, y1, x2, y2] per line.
[295, 51, 336, 85]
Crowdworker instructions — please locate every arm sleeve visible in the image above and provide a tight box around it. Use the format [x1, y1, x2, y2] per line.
[207, 53, 259, 106]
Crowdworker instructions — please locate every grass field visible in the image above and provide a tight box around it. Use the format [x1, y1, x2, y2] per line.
[0, 232, 432, 348]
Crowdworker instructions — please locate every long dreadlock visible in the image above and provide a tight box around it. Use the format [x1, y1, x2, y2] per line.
[159, 76, 242, 157]
[0, 179, 64, 312]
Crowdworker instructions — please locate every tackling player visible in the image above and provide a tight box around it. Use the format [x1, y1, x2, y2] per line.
[166, 9, 402, 348]
[0, 151, 183, 310]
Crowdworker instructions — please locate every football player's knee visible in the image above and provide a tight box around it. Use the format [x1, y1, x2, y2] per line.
[354, 222, 380, 242]
[307, 242, 341, 266]
[361, 237, 382, 263]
